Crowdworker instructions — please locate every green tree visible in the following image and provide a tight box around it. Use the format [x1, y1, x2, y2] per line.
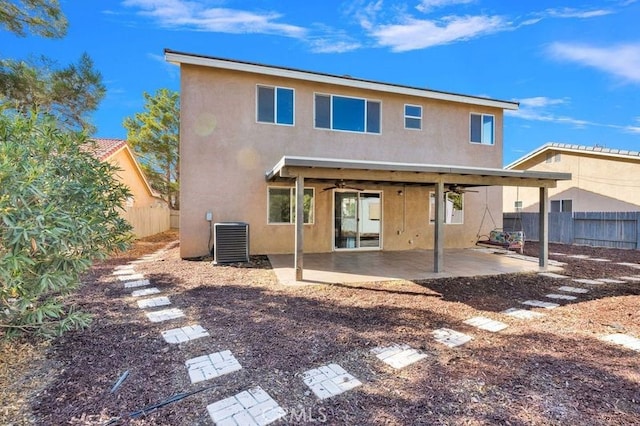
[0, 113, 132, 338]
[0, 53, 106, 132]
[0, 0, 67, 38]
[124, 89, 180, 209]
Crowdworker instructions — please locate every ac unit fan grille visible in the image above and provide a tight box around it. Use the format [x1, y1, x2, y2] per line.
[214, 222, 249, 264]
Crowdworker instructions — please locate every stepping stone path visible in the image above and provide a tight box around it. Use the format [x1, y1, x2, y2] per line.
[371, 344, 427, 369]
[302, 364, 362, 400]
[503, 308, 545, 319]
[131, 287, 161, 297]
[124, 279, 151, 289]
[545, 293, 577, 301]
[117, 273, 145, 281]
[207, 387, 286, 426]
[619, 276, 640, 282]
[558, 286, 589, 294]
[162, 325, 210, 344]
[521, 300, 560, 309]
[464, 316, 508, 332]
[432, 328, 473, 347]
[601, 334, 640, 352]
[146, 308, 185, 323]
[186, 350, 242, 384]
[137, 296, 171, 309]
[572, 278, 604, 285]
[538, 272, 569, 279]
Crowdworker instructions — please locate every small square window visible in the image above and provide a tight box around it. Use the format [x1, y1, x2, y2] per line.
[405, 104, 422, 130]
[470, 113, 494, 145]
[257, 85, 294, 125]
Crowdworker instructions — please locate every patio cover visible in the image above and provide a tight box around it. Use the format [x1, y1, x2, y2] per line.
[266, 156, 571, 281]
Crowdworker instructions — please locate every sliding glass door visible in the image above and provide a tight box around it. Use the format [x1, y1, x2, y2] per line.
[334, 191, 381, 250]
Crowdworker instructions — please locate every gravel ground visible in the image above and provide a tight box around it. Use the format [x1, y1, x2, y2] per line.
[2, 233, 639, 425]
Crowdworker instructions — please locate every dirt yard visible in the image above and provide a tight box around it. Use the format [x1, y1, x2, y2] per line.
[1, 232, 639, 425]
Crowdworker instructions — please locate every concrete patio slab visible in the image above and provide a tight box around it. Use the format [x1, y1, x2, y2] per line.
[432, 328, 473, 348]
[464, 316, 508, 332]
[502, 308, 545, 319]
[207, 386, 286, 426]
[371, 344, 428, 369]
[268, 249, 564, 285]
[302, 364, 362, 400]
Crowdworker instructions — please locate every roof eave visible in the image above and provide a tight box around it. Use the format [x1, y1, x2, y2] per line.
[165, 49, 519, 111]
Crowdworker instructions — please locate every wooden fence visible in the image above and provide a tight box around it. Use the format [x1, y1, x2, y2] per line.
[120, 206, 170, 238]
[504, 211, 640, 249]
[170, 209, 180, 229]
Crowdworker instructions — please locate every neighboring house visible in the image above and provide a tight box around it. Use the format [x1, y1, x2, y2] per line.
[504, 143, 640, 213]
[91, 138, 170, 238]
[165, 49, 569, 277]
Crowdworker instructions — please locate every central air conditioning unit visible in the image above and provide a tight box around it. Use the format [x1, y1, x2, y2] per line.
[213, 222, 249, 264]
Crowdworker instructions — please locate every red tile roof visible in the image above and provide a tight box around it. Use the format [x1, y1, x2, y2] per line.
[88, 138, 128, 161]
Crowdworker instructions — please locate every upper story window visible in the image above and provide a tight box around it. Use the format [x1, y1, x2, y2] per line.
[314, 94, 381, 134]
[257, 85, 294, 125]
[470, 113, 494, 145]
[404, 104, 422, 130]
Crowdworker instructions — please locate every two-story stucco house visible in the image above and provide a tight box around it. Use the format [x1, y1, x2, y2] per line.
[504, 142, 640, 213]
[165, 49, 569, 279]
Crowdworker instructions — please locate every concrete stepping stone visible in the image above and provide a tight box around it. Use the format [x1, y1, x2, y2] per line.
[545, 293, 577, 301]
[616, 262, 640, 269]
[568, 254, 590, 259]
[538, 272, 569, 279]
[146, 308, 185, 323]
[503, 308, 545, 319]
[131, 287, 161, 297]
[550, 252, 567, 256]
[207, 386, 286, 426]
[114, 264, 136, 270]
[162, 325, 209, 344]
[601, 333, 640, 352]
[137, 296, 170, 309]
[112, 268, 136, 276]
[587, 258, 611, 262]
[595, 278, 627, 284]
[463, 316, 508, 332]
[371, 344, 428, 369]
[558, 286, 589, 294]
[432, 328, 473, 348]
[302, 364, 362, 400]
[124, 279, 151, 289]
[186, 350, 242, 384]
[117, 273, 145, 282]
[521, 300, 560, 309]
[619, 276, 640, 282]
[572, 278, 604, 285]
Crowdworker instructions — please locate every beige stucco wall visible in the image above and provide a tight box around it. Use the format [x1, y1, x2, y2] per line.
[180, 64, 504, 258]
[109, 147, 159, 208]
[504, 150, 640, 212]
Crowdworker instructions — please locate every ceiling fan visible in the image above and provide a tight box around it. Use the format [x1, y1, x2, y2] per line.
[446, 184, 479, 194]
[322, 180, 364, 192]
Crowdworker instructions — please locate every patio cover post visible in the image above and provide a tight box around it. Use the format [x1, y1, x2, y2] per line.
[295, 175, 305, 281]
[539, 186, 549, 268]
[434, 180, 445, 272]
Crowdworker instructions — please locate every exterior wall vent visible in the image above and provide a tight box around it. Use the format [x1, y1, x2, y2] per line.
[213, 222, 249, 264]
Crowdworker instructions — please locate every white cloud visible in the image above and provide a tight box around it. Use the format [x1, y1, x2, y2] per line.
[370, 14, 507, 52]
[122, 0, 306, 37]
[548, 42, 640, 83]
[543, 7, 612, 19]
[416, 0, 475, 13]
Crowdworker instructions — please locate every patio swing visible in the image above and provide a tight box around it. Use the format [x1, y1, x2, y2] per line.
[475, 188, 525, 254]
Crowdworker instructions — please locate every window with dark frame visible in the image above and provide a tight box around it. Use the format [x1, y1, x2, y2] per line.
[470, 113, 494, 145]
[257, 86, 294, 125]
[314, 93, 381, 134]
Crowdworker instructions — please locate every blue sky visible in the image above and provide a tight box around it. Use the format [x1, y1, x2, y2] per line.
[1, 0, 639, 164]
